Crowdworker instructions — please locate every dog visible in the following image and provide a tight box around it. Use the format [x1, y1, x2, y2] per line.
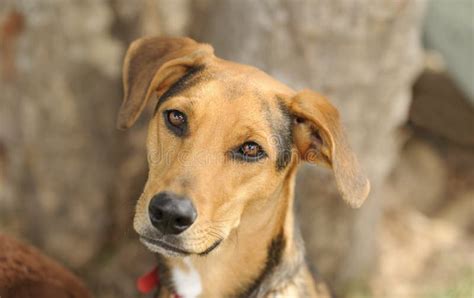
[118, 36, 370, 298]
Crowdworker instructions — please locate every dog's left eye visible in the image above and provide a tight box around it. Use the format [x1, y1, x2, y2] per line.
[231, 141, 267, 162]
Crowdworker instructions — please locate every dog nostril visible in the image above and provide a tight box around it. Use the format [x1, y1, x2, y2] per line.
[174, 216, 191, 228]
[154, 209, 164, 221]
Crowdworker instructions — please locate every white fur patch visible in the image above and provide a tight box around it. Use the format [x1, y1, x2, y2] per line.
[172, 257, 202, 298]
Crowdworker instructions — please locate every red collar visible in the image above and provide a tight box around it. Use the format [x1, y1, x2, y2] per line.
[137, 266, 181, 298]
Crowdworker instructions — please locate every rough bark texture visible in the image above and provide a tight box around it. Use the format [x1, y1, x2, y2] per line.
[0, 0, 426, 296]
[191, 0, 426, 291]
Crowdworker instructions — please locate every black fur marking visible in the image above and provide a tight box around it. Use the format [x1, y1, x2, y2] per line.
[154, 65, 205, 113]
[275, 99, 293, 171]
[237, 232, 286, 298]
[155, 255, 175, 296]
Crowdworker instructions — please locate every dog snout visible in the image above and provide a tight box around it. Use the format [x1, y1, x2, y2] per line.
[148, 192, 197, 235]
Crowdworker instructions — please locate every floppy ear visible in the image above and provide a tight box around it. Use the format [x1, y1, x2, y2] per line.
[287, 89, 370, 208]
[117, 37, 214, 129]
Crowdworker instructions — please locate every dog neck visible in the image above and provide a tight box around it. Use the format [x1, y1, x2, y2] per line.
[158, 172, 305, 297]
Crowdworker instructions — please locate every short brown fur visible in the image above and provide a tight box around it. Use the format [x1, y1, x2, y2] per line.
[119, 37, 370, 297]
[0, 234, 91, 298]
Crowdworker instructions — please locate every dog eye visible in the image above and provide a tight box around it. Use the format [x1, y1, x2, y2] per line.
[231, 141, 267, 162]
[164, 110, 187, 136]
[167, 110, 185, 126]
[241, 142, 260, 156]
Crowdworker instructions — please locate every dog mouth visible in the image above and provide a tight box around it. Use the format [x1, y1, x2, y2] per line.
[140, 235, 222, 256]
[140, 236, 191, 255]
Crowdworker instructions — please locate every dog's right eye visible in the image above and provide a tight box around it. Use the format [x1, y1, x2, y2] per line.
[164, 110, 187, 136]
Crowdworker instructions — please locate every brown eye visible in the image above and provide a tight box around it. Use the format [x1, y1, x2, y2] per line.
[164, 110, 187, 136]
[231, 141, 267, 162]
[168, 110, 185, 127]
[241, 142, 260, 157]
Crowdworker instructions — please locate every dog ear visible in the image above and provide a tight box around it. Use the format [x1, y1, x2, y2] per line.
[287, 89, 370, 208]
[117, 37, 214, 129]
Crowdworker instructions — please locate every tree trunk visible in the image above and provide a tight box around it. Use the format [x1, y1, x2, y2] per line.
[191, 0, 426, 292]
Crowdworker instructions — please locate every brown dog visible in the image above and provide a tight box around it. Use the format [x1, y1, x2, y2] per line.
[118, 37, 370, 297]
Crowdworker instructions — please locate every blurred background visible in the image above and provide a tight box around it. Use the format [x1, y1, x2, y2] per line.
[0, 0, 473, 297]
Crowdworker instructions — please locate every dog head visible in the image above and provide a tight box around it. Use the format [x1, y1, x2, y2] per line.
[118, 37, 370, 257]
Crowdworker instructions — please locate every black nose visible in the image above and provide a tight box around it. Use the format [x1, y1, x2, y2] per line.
[148, 192, 197, 235]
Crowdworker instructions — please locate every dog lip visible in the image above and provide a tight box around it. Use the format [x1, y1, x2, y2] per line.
[140, 236, 191, 255]
[140, 236, 223, 256]
[198, 239, 222, 256]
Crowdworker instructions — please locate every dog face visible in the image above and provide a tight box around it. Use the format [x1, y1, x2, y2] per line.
[118, 37, 369, 257]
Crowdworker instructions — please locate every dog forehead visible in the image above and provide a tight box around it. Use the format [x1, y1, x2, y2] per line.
[184, 60, 294, 111]
[210, 59, 294, 95]
[187, 78, 281, 127]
